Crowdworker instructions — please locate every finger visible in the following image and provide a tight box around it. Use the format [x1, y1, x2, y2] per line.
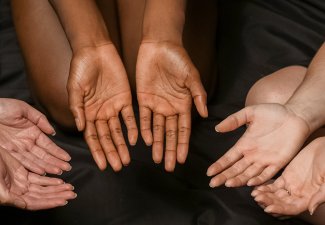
[26, 190, 76, 200]
[23, 104, 56, 135]
[36, 133, 71, 161]
[109, 117, 130, 167]
[24, 197, 68, 211]
[248, 165, 279, 186]
[28, 183, 74, 194]
[121, 105, 138, 146]
[6, 193, 26, 209]
[206, 145, 243, 177]
[84, 121, 107, 170]
[215, 107, 252, 133]
[254, 193, 275, 207]
[139, 106, 153, 146]
[31, 145, 71, 173]
[177, 113, 191, 164]
[28, 173, 64, 186]
[309, 185, 325, 215]
[96, 120, 122, 172]
[67, 82, 85, 131]
[152, 113, 165, 163]
[10, 152, 45, 175]
[209, 158, 250, 188]
[165, 115, 178, 172]
[186, 68, 208, 118]
[255, 178, 284, 193]
[226, 164, 265, 187]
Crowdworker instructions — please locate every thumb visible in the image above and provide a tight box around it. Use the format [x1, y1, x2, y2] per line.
[216, 107, 251, 133]
[67, 83, 86, 131]
[308, 186, 325, 215]
[187, 70, 208, 118]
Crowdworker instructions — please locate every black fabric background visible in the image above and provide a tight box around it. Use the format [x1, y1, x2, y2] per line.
[1, 0, 325, 224]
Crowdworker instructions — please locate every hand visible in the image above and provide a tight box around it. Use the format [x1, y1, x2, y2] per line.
[0, 98, 71, 175]
[67, 43, 138, 171]
[136, 41, 208, 172]
[207, 103, 310, 187]
[0, 147, 76, 210]
[251, 137, 325, 216]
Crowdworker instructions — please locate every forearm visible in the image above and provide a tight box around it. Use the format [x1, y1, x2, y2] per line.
[286, 42, 325, 133]
[49, 0, 111, 51]
[142, 0, 186, 45]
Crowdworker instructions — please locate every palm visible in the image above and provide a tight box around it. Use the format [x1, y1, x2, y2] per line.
[0, 99, 71, 175]
[68, 44, 138, 171]
[208, 103, 310, 187]
[253, 138, 325, 215]
[136, 42, 207, 171]
[0, 148, 75, 210]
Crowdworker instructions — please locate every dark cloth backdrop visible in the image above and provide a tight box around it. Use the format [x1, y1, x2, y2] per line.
[1, 0, 324, 224]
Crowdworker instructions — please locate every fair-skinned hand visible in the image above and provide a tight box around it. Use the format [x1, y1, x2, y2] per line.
[252, 137, 325, 216]
[136, 41, 208, 172]
[207, 103, 310, 187]
[0, 147, 76, 210]
[0, 98, 71, 175]
[67, 43, 138, 171]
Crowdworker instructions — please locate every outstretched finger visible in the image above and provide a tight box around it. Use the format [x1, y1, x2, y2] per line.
[28, 173, 64, 186]
[177, 113, 191, 164]
[186, 68, 208, 118]
[165, 115, 178, 172]
[139, 106, 153, 146]
[152, 113, 165, 163]
[215, 107, 252, 133]
[36, 133, 71, 162]
[67, 83, 85, 131]
[226, 164, 265, 187]
[109, 117, 130, 167]
[84, 121, 107, 170]
[206, 144, 243, 177]
[96, 120, 122, 172]
[10, 152, 45, 175]
[121, 105, 138, 146]
[23, 104, 56, 136]
[248, 165, 279, 186]
[209, 158, 250, 188]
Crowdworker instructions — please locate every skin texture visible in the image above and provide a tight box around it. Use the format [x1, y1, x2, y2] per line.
[208, 43, 325, 188]
[12, 0, 216, 171]
[252, 137, 325, 225]
[0, 147, 76, 210]
[136, 41, 207, 171]
[0, 98, 71, 175]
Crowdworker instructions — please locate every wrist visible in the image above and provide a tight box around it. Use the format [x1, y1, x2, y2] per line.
[285, 102, 324, 134]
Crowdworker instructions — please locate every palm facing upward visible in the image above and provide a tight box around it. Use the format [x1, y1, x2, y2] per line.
[0, 147, 76, 210]
[207, 103, 310, 187]
[0, 98, 71, 175]
[252, 137, 325, 216]
[136, 41, 207, 172]
[68, 44, 138, 171]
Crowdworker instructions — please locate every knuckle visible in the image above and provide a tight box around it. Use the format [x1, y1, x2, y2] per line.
[113, 127, 122, 134]
[125, 115, 135, 122]
[178, 126, 190, 135]
[85, 134, 99, 141]
[166, 130, 177, 139]
[141, 116, 151, 122]
[153, 124, 163, 132]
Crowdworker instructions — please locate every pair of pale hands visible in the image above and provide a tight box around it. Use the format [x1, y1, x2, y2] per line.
[0, 99, 76, 210]
[67, 41, 208, 172]
[207, 103, 325, 216]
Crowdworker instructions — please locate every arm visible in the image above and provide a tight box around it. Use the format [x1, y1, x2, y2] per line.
[286, 42, 325, 132]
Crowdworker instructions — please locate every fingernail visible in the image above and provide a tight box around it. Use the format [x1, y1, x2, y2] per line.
[215, 125, 219, 132]
[71, 186, 75, 190]
[225, 180, 233, 187]
[251, 190, 257, 197]
[64, 201, 68, 205]
[204, 106, 208, 116]
[74, 193, 78, 198]
[209, 181, 215, 188]
[75, 118, 81, 131]
[67, 165, 72, 171]
[310, 207, 315, 216]
[58, 170, 63, 175]
[264, 207, 271, 213]
[247, 180, 253, 186]
[51, 131, 56, 136]
[206, 169, 213, 176]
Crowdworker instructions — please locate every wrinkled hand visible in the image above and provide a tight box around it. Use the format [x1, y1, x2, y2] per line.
[136, 41, 208, 172]
[68, 43, 138, 171]
[207, 103, 310, 187]
[0, 98, 71, 175]
[252, 137, 325, 216]
[0, 147, 76, 210]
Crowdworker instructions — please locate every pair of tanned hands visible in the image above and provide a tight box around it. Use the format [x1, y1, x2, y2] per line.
[69, 40, 325, 217]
